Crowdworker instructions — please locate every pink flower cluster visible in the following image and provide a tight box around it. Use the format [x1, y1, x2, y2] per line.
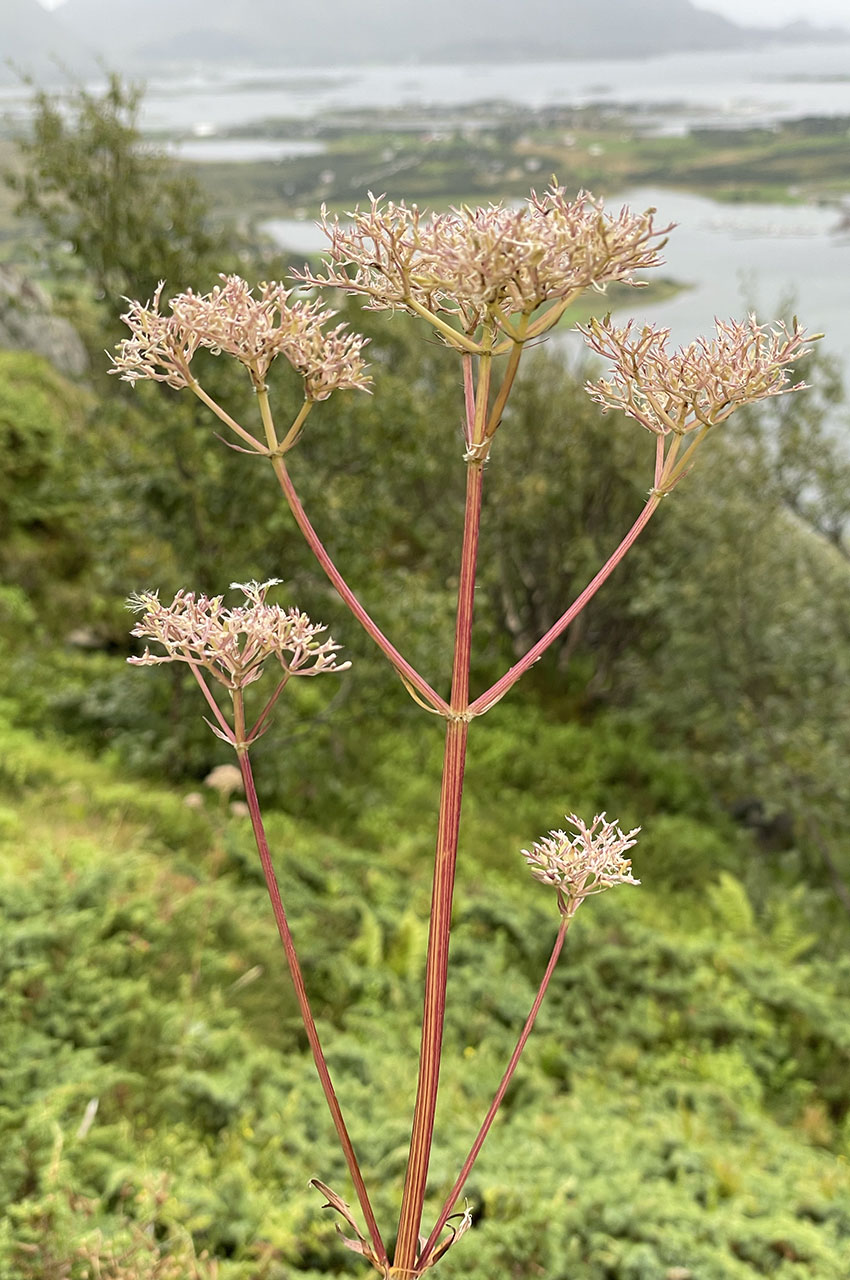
[581, 314, 812, 436]
[304, 185, 667, 338]
[111, 277, 370, 400]
[128, 579, 349, 690]
[523, 813, 640, 916]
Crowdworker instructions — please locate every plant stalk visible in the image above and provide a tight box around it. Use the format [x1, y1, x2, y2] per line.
[234, 724, 387, 1268]
[394, 439, 487, 1272]
[252, 382, 447, 715]
[418, 916, 569, 1268]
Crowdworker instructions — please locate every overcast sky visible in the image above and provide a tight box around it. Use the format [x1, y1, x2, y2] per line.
[37, 0, 850, 25]
[695, 0, 850, 24]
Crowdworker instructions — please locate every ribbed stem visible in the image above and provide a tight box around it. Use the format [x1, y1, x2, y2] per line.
[418, 917, 569, 1268]
[393, 455, 485, 1273]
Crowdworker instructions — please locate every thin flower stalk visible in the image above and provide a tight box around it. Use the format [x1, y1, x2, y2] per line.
[126, 583, 386, 1267]
[419, 814, 638, 1270]
[253, 381, 449, 716]
[485, 312, 530, 441]
[470, 314, 815, 715]
[418, 916, 569, 1270]
[235, 721, 388, 1270]
[470, 489, 661, 716]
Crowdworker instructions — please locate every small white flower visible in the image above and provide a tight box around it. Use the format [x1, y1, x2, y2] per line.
[581, 314, 813, 436]
[127, 579, 349, 690]
[523, 813, 640, 916]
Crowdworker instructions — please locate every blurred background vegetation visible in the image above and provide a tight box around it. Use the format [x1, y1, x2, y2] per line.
[1, 78, 850, 1279]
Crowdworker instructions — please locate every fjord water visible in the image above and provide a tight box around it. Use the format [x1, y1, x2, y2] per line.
[124, 42, 850, 133]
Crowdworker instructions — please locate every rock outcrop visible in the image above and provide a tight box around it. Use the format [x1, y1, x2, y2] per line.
[0, 265, 89, 378]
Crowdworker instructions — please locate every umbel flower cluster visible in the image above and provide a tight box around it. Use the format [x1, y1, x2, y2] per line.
[112, 277, 370, 399]
[523, 813, 641, 918]
[582, 313, 811, 436]
[128, 579, 348, 691]
[303, 184, 668, 341]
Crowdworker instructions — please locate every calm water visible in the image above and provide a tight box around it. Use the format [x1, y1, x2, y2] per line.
[137, 44, 850, 133]
[265, 189, 850, 371]
[3, 43, 847, 134]
[167, 138, 325, 162]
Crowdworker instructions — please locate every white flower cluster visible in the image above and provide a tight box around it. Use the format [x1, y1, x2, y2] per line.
[304, 185, 667, 340]
[581, 314, 812, 436]
[523, 812, 640, 916]
[128, 579, 349, 689]
[112, 277, 370, 399]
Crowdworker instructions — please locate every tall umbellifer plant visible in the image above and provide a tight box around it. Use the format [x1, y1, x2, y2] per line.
[113, 184, 813, 1277]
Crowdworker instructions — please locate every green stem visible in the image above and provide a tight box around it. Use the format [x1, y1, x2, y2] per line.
[485, 315, 529, 440]
[187, 379, 266, 453]
[404, 295, 483, 354]
[660, 422, 712, 490]
[278, 400, 313, 454]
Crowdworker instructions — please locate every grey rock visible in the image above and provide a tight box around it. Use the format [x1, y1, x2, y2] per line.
[0, 265, 89, 378]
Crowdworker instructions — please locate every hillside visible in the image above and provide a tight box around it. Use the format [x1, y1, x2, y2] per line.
[2, 705, 850, 1279]
[4, 0, 846, 82]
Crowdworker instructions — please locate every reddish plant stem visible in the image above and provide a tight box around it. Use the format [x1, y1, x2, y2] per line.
[271, 456, 448, 716]
[235, 738, 388, 1269]
[470, 493, 661, 716]
[393, 456, 486, 1273]
[418, 916, 569, 1269]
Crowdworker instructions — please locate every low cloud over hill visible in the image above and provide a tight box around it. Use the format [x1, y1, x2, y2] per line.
[4, 0, 847, 83]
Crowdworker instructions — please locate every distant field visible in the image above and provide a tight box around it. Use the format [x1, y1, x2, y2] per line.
[2, 105, 848, 261]
[182, 110, 850, 224]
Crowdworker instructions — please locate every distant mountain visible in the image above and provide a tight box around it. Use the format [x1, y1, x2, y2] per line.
[0, 0, 96, 85]
[4, 0, 847, 81]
